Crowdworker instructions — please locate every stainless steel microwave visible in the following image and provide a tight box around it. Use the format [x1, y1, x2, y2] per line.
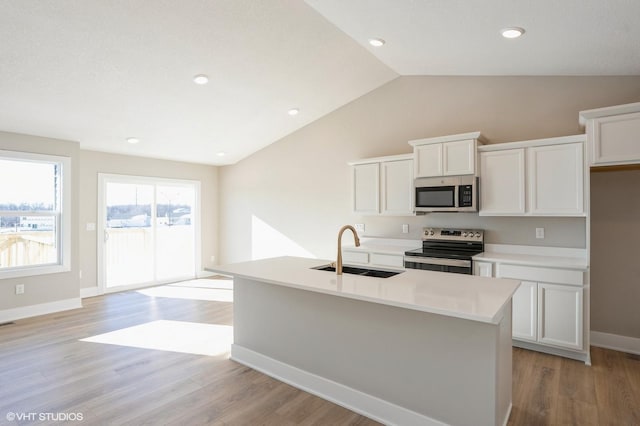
[414, 175, 478, 213]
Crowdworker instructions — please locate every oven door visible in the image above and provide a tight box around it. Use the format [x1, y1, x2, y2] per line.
[404, 256, 472, 275]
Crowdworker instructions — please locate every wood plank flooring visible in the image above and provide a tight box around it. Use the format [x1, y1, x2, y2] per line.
[1, 280, 638, 425]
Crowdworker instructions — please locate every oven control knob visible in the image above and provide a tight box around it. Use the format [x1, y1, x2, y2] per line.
[475, 232, 481, 238]
[429, 230, 434, 236]
[462, 232, 467, 237]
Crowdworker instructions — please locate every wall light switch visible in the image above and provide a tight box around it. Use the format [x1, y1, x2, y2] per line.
[402, 224, 409, 234]
[86, 222, 96, 231]
[355, 223, 365, 233]
[536, 228, 545, 239]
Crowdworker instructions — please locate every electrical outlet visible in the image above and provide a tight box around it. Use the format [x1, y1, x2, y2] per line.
[536, 228, 545, 239]
[354, 223, 365, 233]
[402, 224, 409, 234]
[15, 284, 25, 295]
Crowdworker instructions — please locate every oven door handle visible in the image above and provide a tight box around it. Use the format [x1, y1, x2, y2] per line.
[404, 256, 471, 268]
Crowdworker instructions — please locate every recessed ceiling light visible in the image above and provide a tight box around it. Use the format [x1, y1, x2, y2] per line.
[501, 27, 525, 39]
[368, 38, 386, 47]
[288, 108, 299, 116]
[193, 74, 209, 85]
[126, 137, 139, 144]
[216, 152, 226, 157]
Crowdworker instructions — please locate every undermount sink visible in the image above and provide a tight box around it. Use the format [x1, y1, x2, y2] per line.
[312, 264, 402, 278]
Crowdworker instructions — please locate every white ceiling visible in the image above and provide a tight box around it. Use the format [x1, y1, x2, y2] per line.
[1, 1, 638, 166]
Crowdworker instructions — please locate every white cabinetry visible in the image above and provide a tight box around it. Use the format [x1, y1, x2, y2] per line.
[409, 132, 485, 178]
[497, 263, 585, 354]
[380, 159, 414, 215]
[511, 281, 537, 341]
[473, 261, 493, 277]
[349, 154, 413, 216]
[478, 149, 525, 215]
[472, 246, 589, 363]
[352, 163, 379, 214]
[580, 102, 640, 166]
[538, 283, 583, 350]
[528, 143, 584, 215]
[478, 135, 586, 217]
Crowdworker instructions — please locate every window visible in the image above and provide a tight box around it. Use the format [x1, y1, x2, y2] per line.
[0, 150, 71, 278]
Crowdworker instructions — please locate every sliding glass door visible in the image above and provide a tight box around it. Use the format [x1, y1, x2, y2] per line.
[99, 174, 199, 292]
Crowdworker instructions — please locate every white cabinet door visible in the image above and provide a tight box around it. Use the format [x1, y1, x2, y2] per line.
[352, 163, 379, 214]
[474, 261, 493, 277]
[538, 283, 583, 350]
[380, 159, 414, 215]
[512, 281, 538, 342]
[479, 149, 525, 215]
[415, 143, 443, 177]
[443, 139, 475, 175]
[591, 111, 640, 165]
[528, 143, 584, 216]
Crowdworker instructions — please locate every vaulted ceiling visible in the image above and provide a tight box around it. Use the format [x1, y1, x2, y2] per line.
[1, 1, 638, 165]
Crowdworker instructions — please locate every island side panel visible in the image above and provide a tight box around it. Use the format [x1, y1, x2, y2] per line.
[232, 277, 509, 426]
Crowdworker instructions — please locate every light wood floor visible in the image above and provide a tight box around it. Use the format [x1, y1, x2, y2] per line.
[1, 280, 638, 425]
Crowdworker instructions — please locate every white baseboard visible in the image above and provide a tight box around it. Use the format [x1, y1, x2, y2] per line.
[231, 344, 446, 426]
[80, 287, 99, 298]
[591, 331, 640, 355]
[0, 298, 82, 323]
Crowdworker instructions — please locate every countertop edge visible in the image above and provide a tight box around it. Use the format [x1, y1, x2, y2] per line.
[206, 257, 519, 325]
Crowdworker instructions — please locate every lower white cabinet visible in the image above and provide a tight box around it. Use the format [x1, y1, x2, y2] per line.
[512, 281, 537, 341]
[473, 261, 493, 277]
[493, 263, 586, 357]
[538, 283, 583, 350]
[343, 249, 404, 269]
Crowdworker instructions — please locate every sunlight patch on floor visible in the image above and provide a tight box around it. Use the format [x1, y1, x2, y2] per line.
[80, 320, 233, 356]
[137, 279, 233, 302]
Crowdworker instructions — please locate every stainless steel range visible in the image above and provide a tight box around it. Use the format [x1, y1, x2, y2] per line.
[404, 228, 484, 275]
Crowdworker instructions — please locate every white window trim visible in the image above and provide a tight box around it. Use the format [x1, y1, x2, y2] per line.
[0, 150, 71, 279]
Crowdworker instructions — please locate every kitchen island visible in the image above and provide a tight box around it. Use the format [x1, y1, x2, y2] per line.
[208, 256, 520, 426]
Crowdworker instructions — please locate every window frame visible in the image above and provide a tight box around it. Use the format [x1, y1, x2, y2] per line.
[0, 150, 71, 279]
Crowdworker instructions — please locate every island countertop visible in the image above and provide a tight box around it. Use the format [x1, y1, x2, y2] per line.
[207, 256, 520, 324]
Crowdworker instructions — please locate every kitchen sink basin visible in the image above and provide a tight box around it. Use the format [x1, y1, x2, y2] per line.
[311, 264, 402, 278]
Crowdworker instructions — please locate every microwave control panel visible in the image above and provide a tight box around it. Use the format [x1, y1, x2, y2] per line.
[459, 184, 474, 207]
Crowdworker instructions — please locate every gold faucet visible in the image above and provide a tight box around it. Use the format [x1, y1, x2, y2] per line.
[336, 225, 360, 275]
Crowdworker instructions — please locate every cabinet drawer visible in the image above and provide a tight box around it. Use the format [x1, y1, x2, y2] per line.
[498, 264, 583, 286]
[370, 253, 404, 268]
[343, 250, 369, 265]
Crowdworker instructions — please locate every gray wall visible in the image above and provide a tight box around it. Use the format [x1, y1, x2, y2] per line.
[78, 150, 219, 291]
[590, 169, 640, 338]
[0, 131, 80, 310]
[219, 75, 640, 340]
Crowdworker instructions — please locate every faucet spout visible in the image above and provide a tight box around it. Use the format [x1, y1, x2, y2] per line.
[336, 225, 360, 275]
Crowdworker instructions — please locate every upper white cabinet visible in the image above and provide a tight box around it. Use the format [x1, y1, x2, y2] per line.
[528, 143, 584, 215]
[349, 154, 414, 216]
[409, 132, 485, 178]
[380, 158, 414, 215]
[479, 149, 526, 215]
[352, 162, 379, 214]
[580, 102, 640, 166]
[478, 135, 586, 217]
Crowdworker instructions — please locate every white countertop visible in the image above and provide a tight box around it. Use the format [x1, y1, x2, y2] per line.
[208, 256, 520, 325]
[473, 244, 588, 269]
